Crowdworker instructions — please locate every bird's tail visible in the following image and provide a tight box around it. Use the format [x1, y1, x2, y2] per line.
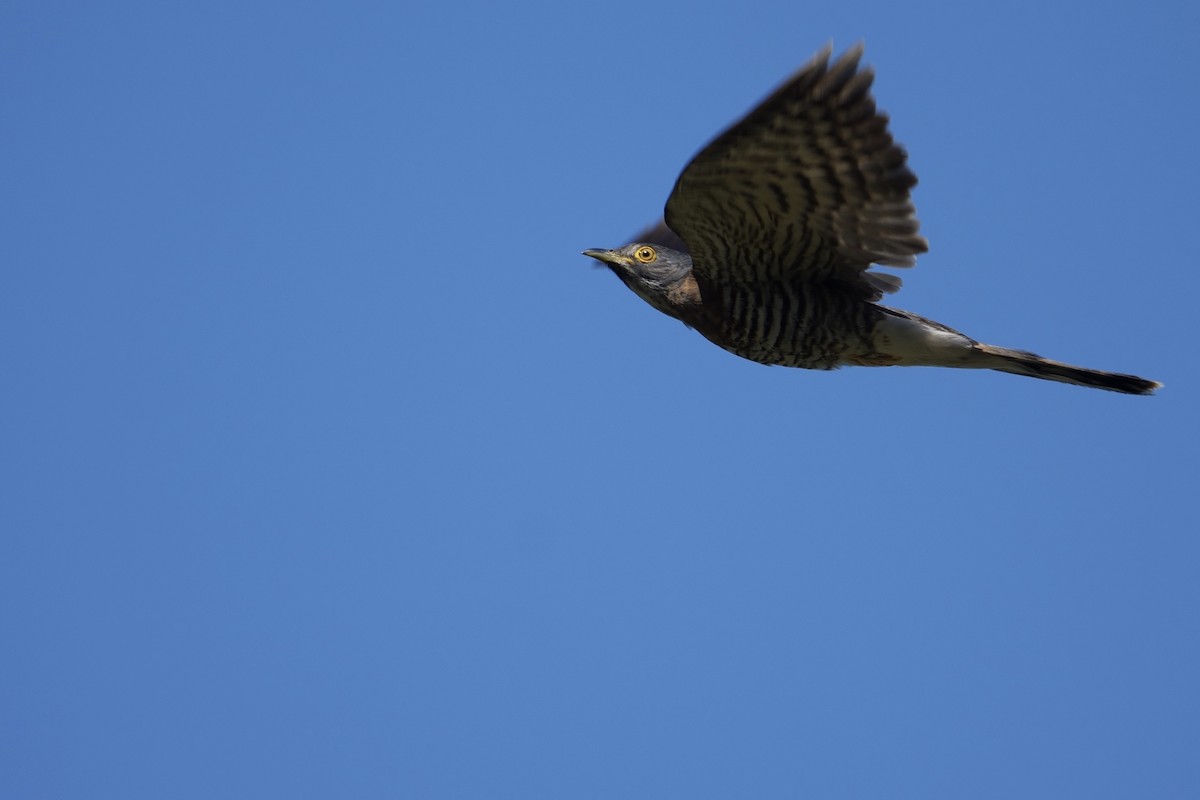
[973, 343, 1161, 395]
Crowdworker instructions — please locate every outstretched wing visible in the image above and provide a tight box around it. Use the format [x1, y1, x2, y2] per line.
[663, 44, 926, 299]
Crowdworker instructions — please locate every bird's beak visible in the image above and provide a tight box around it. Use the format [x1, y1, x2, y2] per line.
[582, 249, 630, 268]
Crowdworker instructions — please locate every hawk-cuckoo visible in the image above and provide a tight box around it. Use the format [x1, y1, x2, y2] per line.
[584, 44, 1160, 394]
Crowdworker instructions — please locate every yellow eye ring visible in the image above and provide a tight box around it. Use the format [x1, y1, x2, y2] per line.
[633, 246, 657, 264]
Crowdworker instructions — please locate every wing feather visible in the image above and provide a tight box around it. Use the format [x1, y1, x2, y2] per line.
[663, 44, 927, 299]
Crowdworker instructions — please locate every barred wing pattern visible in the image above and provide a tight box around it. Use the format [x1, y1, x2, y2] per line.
[663, 44, 927, 301]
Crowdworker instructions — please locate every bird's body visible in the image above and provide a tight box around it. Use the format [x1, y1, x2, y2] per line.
[585, 45, 1160, 395]
[678, 274, 885, 369]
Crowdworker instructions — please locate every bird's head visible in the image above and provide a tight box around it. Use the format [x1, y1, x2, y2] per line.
[582, 243, 694, 315]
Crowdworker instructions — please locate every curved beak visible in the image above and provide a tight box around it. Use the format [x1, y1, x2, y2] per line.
[582, 249, 629, 268]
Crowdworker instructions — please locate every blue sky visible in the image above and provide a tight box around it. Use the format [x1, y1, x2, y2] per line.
[3, 1, 1198, 797]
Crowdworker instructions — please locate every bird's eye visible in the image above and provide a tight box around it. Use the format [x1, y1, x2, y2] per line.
[634, 246, 657, 264]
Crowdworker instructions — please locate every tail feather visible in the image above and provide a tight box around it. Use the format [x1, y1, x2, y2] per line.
[974, 343, 1161, 395]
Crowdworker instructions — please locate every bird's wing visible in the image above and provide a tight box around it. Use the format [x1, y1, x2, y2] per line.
[663, 44, 927, 300]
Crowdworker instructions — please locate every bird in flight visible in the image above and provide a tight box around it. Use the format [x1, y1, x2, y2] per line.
[584, 44, 1160, 394]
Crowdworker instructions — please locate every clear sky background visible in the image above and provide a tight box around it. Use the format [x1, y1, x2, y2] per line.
[3, 1, 1198, 797]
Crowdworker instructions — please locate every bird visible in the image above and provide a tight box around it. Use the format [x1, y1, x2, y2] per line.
[583, 44, 1160, 395]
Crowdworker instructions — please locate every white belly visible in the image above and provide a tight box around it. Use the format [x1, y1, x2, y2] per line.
[872, 313, 975, 367]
